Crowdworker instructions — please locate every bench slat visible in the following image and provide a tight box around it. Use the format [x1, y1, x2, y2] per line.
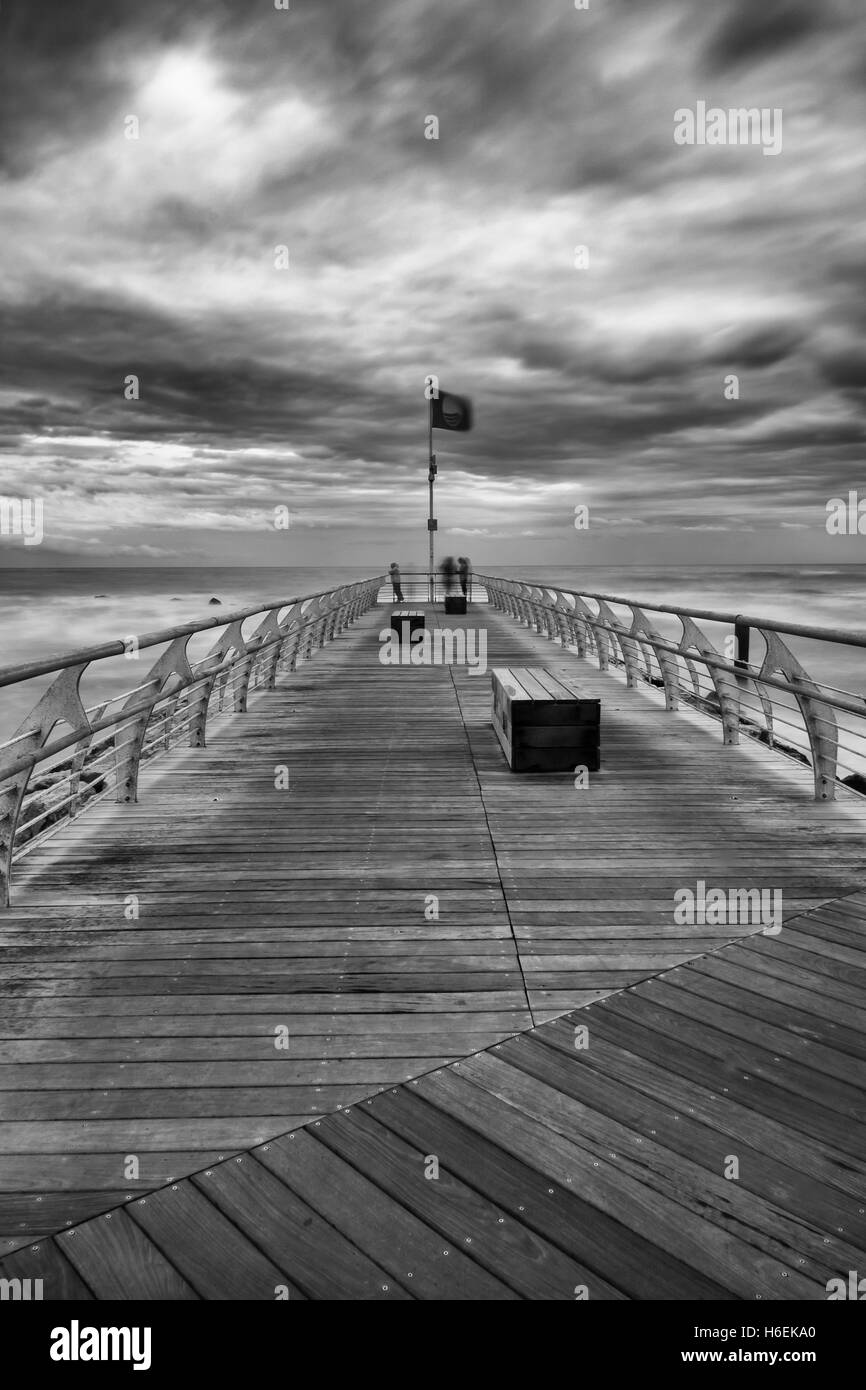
[491, 668, 535, 702]
[528, 668, 582, 701]
[509, 668, 556, 701]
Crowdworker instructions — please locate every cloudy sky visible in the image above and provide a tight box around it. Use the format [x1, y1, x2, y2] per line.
[1, 0, 865, 569]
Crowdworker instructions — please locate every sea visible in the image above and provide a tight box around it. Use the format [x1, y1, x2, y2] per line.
[2, 564, 866, 773]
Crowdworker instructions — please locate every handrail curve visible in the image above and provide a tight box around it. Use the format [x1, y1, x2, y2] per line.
[476, 572, 864, 804]
[0, 577, 384, 905]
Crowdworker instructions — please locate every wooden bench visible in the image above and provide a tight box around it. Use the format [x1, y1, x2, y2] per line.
[390, 610, 425, 644]
[491, 667, 600, 772]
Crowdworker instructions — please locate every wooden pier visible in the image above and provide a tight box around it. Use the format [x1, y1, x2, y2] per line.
[1, 582, 865, 1297]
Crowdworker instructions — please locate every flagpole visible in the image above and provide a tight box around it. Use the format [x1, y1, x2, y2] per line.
[427, 394, 435, 603]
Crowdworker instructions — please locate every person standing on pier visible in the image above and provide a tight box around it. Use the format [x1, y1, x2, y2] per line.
[389, 562, 404, 602]
[439, 555, 457, 597]
[458, 556, 472, 602]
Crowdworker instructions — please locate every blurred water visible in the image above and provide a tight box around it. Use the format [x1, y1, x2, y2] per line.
[2, 565, 866, 775]
[493, 564, 866, 782]
[0, 566, 379, 733]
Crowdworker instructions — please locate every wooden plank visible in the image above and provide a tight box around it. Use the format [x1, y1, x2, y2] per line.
[509, 668, 557, 702]
[58, 1208, 199, 1300]
[600, 988, 866, 1116]
[459, 1049, 861, 1279]
[192, 1154, 411, 1300]
[536, 1015, 866, 1211]
[490, 668, 534, 702]
[127, 1179, 308, 1300]
[582, 999, 866, 1158]
[4, 600, 866, 1264]
[365, 1086, 732, 1299]
[527, 668, 582, 701]
[412, 1068, 823, 1298]
[640, 975, 866, 1087]
[493, 1032, 866, 1268]
[0, 1238, 93, 1299]
[255, 1127, 519, 1299]
[312, 1103, 626, 1299]
[515, 728, 600, 750]
[653, 964, 866, 1060]
[0, 1191, 134, 1239]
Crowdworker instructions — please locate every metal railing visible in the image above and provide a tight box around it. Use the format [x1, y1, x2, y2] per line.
[0, 577, 383, 906]
[376, 571, 486, 603]
[478, 572, 866, 803]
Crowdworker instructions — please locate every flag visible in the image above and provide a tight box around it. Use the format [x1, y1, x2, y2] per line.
[432, 390, 473, 432]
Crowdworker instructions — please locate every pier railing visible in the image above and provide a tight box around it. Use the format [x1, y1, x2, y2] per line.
[478, 573, 866, 803]
[376, 571, 486, 603]
[0, 577, 383, 906]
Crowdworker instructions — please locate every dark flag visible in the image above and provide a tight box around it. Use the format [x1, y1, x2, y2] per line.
[432, 390, 473, 432]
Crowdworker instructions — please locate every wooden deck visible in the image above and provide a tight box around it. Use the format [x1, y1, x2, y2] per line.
[2, 598, 866, 1287]
[2, 889, 864, 1298]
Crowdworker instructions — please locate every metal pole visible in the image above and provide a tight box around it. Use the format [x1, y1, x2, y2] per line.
[427, 395, 435, 603]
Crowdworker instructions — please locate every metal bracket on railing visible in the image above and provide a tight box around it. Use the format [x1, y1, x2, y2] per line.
[0, 664, 90, 906]
[629, 606, 680, 710]
[115, 636, 194, 803]
[570, 595, 600, 662]
[551, 593, 580, 651]
[70, 700, 109, 816]
[757, 629, 838, 799]
[245, 608, 283, 693]
[476, 572, 857, 802]
[677, 616, 740, 744]
[595, 600, 637, 684]
[0, 577, 383, 906]
[733, 621, 773, 746]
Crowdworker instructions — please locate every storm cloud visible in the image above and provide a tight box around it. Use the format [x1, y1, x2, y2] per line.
[1, 0, 864, 566]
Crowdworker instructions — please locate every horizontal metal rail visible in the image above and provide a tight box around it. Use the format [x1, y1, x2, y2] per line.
[477, 572, 866, 804]
[376, 570, 484, 603]
[0, 577, 384, 906]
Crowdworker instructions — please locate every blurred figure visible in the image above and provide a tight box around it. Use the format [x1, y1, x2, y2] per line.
[439, 555, 457, 597]
[457, 556, 472, 601]
[389, 562, 404, 603]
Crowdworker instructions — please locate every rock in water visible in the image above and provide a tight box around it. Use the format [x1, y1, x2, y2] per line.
[208, 597, 222, 605]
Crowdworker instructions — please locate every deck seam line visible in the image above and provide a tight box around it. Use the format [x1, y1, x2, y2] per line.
[440, 619, 535, 1029]
[5, 605, 866, 1267]
[302, 1120, 529, 1299]
[3, 883, 862, 1270]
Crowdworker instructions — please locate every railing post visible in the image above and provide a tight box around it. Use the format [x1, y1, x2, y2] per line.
[286, 628, 303, 672]
[0, 576, 383, 906]
[241, 609, 282, 700]
[757, 629, 838, 800]
[678, 617, 740, 744]
[629, 606, 680, 710]
[594, 600, 639, 685]
[0, 664, 91, 907]
[187, 664, 219, 748]
[115, 636, 193, 803]
[69, 701, 109, 816]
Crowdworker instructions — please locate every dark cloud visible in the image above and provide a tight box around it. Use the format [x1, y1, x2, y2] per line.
[0, 0, 864, 565]
[819, 348, 866, 392]
[702, 0, 828, 73]
[705, 323, 803, 368]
